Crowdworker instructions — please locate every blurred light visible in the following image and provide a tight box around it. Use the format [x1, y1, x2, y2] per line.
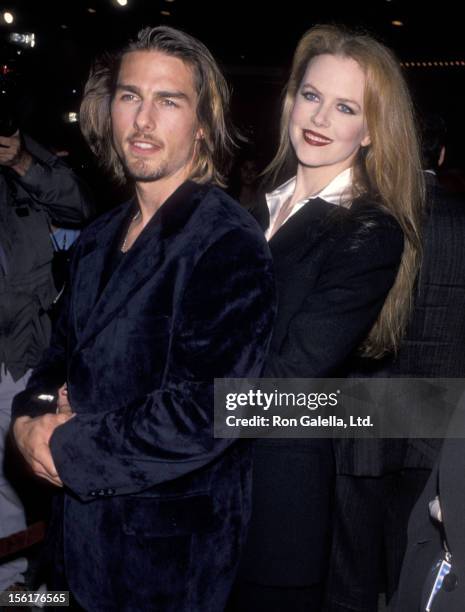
[9, 33, 36, 48]
[66, 112, 79, 124]
[88, 7, 96, 13]
[116, 0, 128, 5]
[165, 0, 176, 2]
[72, 89, 77, 94]
[161, 10, 171, 15]
[3, 12, 14, 24]
[391, 20, 403, 26]
[60, 24, 68, 29]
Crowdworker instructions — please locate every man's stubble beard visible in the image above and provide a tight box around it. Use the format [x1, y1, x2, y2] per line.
[122, 155, 169, 183]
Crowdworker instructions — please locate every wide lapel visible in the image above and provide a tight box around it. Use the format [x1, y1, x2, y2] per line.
[76, 181, 205, 350]
[251, 194, 270, 232]
[268, 197, 337, 257]
[73, 203, 131, 338]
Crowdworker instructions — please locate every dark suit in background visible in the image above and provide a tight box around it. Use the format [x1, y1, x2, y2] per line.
[229, 195, 403, 612]
[394, 398, 465, 612]
[325, 176, 465, 611]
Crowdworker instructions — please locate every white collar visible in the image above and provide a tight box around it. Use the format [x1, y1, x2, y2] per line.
[265, 167, 354, 240]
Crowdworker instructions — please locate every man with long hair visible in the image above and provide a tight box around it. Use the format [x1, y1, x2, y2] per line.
[11, 26, 275, 611]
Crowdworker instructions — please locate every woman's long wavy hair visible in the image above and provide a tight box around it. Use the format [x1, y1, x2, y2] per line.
[80, 26, 235, 187]
[267, 25, 425, 358]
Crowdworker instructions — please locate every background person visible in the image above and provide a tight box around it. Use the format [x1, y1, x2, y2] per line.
[0, 129, 92, 595]
[330, 112, 465, 611]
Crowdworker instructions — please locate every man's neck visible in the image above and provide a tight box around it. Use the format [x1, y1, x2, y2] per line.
[135, 173, 190, 226]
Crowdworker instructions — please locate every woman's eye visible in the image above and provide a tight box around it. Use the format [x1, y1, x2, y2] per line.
[338, 103, 355, 115]
[302, 91, 319, 102]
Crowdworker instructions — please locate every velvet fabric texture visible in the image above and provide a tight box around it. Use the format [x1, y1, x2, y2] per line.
[12, 181, 276, 611]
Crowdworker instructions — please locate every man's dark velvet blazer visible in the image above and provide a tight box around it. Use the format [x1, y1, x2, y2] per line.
[12, 181, 276, 612]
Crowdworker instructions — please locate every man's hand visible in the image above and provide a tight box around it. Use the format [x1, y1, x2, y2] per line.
[13, 412, 74, 487]
[0, 131, 33, 175]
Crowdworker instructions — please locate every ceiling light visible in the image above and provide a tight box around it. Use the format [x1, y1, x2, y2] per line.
[3, 11, 14, 24]
[391, 20, 403, 26]
[9, 33, 36, 48]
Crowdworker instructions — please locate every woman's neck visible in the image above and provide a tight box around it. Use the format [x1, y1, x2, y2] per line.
[290, 163, 352, 207]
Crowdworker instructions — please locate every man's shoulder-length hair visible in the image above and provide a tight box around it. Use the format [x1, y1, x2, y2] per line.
[79, 26, 235, 186]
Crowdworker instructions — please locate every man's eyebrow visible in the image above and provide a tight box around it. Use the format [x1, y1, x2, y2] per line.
[115, 84, 141, 95]
[115, 84, 190, 101]
[301, 81, 362, 110]
[155, 90, 190, 100]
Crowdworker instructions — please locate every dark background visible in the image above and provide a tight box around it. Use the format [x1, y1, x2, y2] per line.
[1, 0, 464, 197]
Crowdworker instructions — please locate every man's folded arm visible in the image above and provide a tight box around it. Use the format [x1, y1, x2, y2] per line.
[46, 228, 275, 500]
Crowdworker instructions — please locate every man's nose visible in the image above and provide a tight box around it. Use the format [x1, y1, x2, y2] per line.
[134, 100, 155, 132]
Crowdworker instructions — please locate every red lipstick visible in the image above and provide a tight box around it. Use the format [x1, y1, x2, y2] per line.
[302, 129, 333, 147]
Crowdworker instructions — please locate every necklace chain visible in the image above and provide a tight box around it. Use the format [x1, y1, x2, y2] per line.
[121, 210, 141, 253]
